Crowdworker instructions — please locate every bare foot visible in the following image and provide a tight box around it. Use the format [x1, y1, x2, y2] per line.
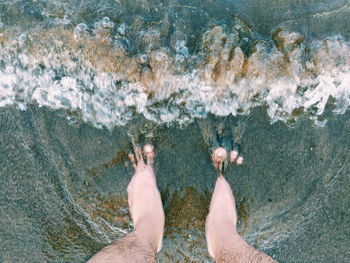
[88, 144, 164, 263]
[198, 116, 245, 170]
[127, 144, 165, 252]
[205, 172, 277, 262]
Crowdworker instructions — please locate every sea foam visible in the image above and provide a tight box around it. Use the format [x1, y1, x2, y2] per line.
[0, 17, 349, 129]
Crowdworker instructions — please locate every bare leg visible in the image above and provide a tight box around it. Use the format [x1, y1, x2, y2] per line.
[206, 148, 277, 263]
[88, 144, 165, 263]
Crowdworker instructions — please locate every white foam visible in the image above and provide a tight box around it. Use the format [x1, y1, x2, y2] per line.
[0, 25, 350, 129]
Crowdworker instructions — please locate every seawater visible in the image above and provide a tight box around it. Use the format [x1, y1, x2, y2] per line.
[0, 0, 350, 262]
[1, 0, 350, 128]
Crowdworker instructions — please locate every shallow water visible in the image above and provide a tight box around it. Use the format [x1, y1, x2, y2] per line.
[1, 106, 350, 262]
[0, 0, 350, 262]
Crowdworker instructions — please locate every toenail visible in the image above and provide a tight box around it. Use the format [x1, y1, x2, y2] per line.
[215, 148, 227, 158]
[144, 144, 154, 153]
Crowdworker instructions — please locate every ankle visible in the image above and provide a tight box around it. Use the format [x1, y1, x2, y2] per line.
[212, 232, 247, 261]
[134, 218, 164, 253]
[132, 228, 158, 254]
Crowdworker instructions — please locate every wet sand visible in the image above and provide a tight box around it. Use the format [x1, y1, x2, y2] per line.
[0, 105, 349, 262]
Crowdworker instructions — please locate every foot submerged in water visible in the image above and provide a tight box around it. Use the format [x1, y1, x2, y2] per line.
[197, 117, 245, 173]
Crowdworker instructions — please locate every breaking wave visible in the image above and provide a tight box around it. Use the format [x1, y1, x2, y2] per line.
[1, 1, 350, 129]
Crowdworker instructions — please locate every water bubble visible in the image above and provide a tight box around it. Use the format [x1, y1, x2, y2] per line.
[74, 23, 88, 38]
[170, 31, 187, 52]
[102, 17, 114, 28]
[179, 46, 189, 57]
[175, 53, 185, 63]
[117, 23, 126, 35]
[94, 21, 101, 29]
[175, 40, 185, 51]
[17, 33, 27, 46]
[102, 17, 110, 25]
